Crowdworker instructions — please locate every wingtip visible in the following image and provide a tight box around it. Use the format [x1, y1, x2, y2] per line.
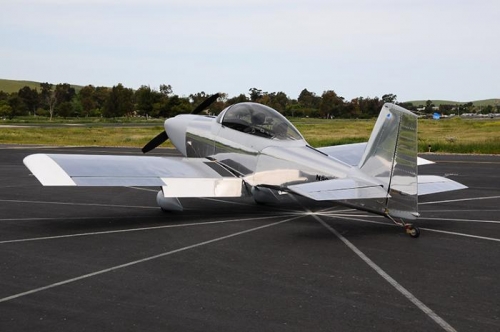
[23, 154, 76, 186]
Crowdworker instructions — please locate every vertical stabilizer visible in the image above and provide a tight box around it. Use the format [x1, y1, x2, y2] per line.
[358, 103, 419, 219]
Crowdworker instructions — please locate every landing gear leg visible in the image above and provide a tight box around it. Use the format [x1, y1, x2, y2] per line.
[386, 214, 420, 238]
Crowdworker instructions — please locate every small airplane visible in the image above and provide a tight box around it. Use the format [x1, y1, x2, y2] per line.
[24, 94, 467, 238]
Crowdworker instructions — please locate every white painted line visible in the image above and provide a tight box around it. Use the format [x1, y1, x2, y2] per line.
[358, 214, 500, 224]
[321, 214, 500, 243]
[0, 216, 299, 304]
[422, 217, 500, 224]
[0, 215, 292, 244]
[315, 212, 372, 218]
[0, 199, 158, 209]
[420, 195, 500, 205]
[421, 209, 500, 213]
[0, 216, 157, 222]
[312, 214, 457, 332]
[420, 228, 500, 243]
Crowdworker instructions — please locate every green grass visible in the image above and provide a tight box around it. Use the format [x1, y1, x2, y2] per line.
[4, 116, 164, 125]
[417, 118, 500, 154]
[1, 117, 499, 154]
[0, 126, 171, 148]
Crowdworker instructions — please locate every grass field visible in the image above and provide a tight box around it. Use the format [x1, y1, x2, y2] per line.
[1, 117, 498, 154]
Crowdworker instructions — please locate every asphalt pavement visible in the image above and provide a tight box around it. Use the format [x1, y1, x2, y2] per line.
[0, 145, 499, 331]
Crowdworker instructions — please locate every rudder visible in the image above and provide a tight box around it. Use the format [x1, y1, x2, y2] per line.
[358, 103, 419, 219]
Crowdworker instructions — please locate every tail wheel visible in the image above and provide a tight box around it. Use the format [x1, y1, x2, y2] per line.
[406, 225, 420, 238]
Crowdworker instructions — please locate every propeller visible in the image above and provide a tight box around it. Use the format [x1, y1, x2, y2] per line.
[141, 93, 220, 154]
[141, 130, 169, 154]
[191, 93, 220, 115]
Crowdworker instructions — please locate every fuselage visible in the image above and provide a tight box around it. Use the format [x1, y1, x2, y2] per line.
[163, 103, 379, 196]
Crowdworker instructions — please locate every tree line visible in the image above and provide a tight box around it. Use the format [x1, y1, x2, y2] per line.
[1, 82, 493, 120]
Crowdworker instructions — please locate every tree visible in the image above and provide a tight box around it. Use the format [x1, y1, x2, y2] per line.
[18, 86, 39, 116]
[189, 91, 209, 111]
[227, 94, 248, 105]
[0, 100, 12, 118]
[298, 89, 321, 116]
[381, 94, 397, 104]
[0, 91, 9, 102]
[135, 85, 159, 116]
[94, 86, 110, 111]
[249, 88, 263, 102]
[78, 85, 96, 117]
[424, 100, 434, 114]
[103, 84, 134, 118]
[55, 83, 76, 104]
[164, 95, 191, 117]
[320, 90, 344, 118]
[159, 84, 173, 97]
[7, 94, 27, 119]
[57, 102, 73, 118]
[347, 98, 362, 118]
[40, 82, 57, 120]
[260, 92, 288, 113]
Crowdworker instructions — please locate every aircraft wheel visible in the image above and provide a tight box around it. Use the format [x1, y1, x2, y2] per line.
[406, 225, 420, 238]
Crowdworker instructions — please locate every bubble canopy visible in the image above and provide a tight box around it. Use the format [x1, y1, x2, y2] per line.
[216, 103, 303, 141]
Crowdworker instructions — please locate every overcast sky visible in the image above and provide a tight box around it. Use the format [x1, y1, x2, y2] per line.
[1, 0, 499, 102]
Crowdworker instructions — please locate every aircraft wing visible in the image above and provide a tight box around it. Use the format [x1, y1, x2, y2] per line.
[23, 154, 243, 196]
[317, 143, 434, 166]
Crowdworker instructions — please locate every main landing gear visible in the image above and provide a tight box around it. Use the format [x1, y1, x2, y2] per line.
[386, 214, 420, 238]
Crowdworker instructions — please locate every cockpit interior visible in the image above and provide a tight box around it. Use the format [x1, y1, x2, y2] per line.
[217, 103, 303, 140]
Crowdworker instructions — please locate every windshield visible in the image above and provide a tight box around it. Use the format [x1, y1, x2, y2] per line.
[218, 103, 303, 141]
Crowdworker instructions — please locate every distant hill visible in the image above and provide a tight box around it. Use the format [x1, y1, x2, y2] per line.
[0, 78, 83, 93]
[404, 99, 500, 107]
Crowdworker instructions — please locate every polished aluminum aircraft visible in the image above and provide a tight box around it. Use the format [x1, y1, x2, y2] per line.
[24, 95, 467, 237]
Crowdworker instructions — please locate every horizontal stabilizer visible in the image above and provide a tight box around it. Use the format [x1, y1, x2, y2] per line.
[318, 143, 434, 166]
[287, 178, 388, 201]
[418, 175, 467, 195]
[317, 143, 367, 166]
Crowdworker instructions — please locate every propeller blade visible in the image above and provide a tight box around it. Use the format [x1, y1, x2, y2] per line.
[191, 93, 220, 115]
[142, 130, 168, 154]
[142, 93, 219, 154]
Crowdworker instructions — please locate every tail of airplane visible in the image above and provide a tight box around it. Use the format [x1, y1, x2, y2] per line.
[357, 103, 419, 219]
[288, 103, 466, 223]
